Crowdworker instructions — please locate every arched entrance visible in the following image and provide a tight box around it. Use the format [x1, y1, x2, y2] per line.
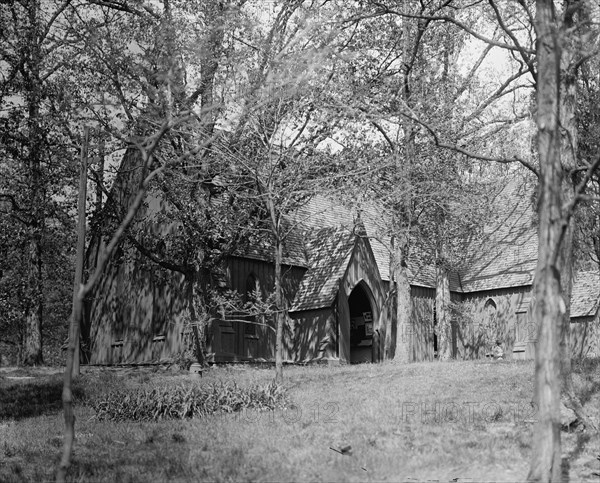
[348, 283, 375, 363]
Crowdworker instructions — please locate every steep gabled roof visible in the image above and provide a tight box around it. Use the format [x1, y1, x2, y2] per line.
[292, 196, 436, 288]
[232, 181, 599, 319]
[571, 271, 600, 318]
[455, 181, 600, 321]
[458, 180, 538, 292]
[231, 220, 309, 267]
[289, 227, 356, 311]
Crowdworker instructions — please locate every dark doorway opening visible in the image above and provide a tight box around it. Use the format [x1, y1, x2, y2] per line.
[348, 284, 373, 363]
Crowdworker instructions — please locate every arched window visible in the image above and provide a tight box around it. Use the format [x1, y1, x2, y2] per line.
[484, 298, 497, 317]
[483, 298, 502, 350]
[244, 274, 259, 335]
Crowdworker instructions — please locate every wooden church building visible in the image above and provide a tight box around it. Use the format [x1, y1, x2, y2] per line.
[86, 178, 600, 365]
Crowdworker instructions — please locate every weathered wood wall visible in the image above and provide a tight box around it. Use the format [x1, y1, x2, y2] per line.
[570, 315, 600, 359]
[409, 285, 436, 362]
[86, 164, 191, 364]
[289, 309, 335, 362]
[87, 248, 188, 364]
[456, 286, 534, 360]
[209, 256, 306, 362]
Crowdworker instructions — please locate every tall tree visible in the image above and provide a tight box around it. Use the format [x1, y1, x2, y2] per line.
[221, 1, 347, 381]
[0, 0, 78, 365]
[527, 2, 563, 479]
[56, 1, 241, 477]
[359, 2, 599, 416]
[72, 0, 238, 367]
[79, 0, 347, 380]
[329, 0, 501, 361]
[528, 2, 599, 480]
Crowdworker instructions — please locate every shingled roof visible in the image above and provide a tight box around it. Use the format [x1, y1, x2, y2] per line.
[457, 180, 538, 292]
[289, 227, 356, 311]
[292, 196, 436, 287]
[455, 181, 600, 320]
[232, 220, 308, 267]
[571, 271, 600, 318]
[233, 181, 599, 318]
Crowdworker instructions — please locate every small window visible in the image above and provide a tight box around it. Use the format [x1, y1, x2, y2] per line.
[483, 298, 501, 350]
[484, 298, 497, 316]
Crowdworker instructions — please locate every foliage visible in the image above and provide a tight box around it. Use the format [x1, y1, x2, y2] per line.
[92, 381, 288, 421]
[0, 0, 80, 364]
[451, 300, 504, 358]
[574, 55, 600, 270]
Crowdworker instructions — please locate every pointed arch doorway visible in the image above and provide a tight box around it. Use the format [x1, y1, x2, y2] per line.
[348, 282, 376, 363]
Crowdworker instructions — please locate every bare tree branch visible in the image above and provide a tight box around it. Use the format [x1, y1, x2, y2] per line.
[401, 109, 540, 175]
[486, 0, 535, 77]
[561, 154, 600, 224]
[39, 0, 72, 44]
[355, 1, 535, 55]
[126, 233, 189, 274]
[85, 0, 161, 19]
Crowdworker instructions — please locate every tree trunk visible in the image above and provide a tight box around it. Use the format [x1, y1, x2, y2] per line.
[57, 290, 82, 483]
[21, 0, 44, 366]
[554, 0, 598, 432]
[57, 131, 166, 478]
[57, 126, 88, 482]
[384, 247, 396, 359]
[186, 272, 206, 366]
[72, 127, 89, 376]
[556, 0, 578, 389]
[95, 127, 105, 215]
[390, 0, 416, 365]
[274, 237, 284, 383]
[528, 1, 562, 479]
[554, 181, 595, 428]
[384, 255, 396, 360]
[392, 238, 411, 363]
[198, 2, 225, 142]
[435, 262, 452, 360]
[528, 268, 563, 482]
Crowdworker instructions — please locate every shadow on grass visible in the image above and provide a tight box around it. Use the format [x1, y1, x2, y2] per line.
[0, 375, 85, 420]
[66, 431, 196, 483]
[573, 357, 600, 405]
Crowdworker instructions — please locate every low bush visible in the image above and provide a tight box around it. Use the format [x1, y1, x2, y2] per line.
[92, 381, 287, 421]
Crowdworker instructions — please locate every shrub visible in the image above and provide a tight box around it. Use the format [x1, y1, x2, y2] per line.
[92, 381, 287, 421]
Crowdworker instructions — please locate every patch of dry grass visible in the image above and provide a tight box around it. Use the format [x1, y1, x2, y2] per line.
[1, 359, 599, 482]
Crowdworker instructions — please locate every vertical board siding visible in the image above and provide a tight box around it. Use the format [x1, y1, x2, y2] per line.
[210, 257, 306, 362]
[91, 227, 600, 365]
[459, 286, 533, 360]
[87, 181, 191, 364]
[410, 286, 435, 362]
[289, 309, 334, 362]
[570, 316, 600, 358]
[88, 245, 188, 364]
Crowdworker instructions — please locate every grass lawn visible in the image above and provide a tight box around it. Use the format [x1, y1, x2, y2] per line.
[1, 359, 599, 482]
